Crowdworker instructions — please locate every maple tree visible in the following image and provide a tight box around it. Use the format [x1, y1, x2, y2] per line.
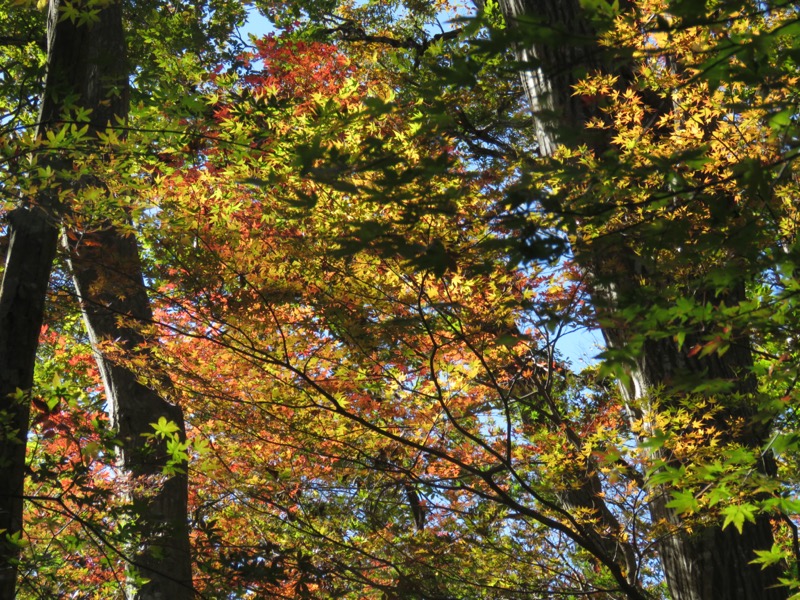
[150, 94, 635, 595]
[3, 0, 800, 598]
[489, 1, 800, 597]
[183, 0, 800, 597]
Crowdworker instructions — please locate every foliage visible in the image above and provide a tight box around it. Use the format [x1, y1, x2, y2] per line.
[140, 35, 634, 597]
[19, 312, 125, 598]
[4, 0, 800, 597]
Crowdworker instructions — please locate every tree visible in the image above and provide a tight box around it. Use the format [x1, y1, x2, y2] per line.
[493, 1, 800, 597]
[5, 0, 800, 597]
[214, 1, 800, 597]
[0, 0, 225, 595]
[141, 29, 659, 598]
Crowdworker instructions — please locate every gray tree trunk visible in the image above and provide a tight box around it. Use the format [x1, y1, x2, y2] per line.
[497, 1, 786, 598]
[0, 1, 192, 597]
[64, 227, 193, 600]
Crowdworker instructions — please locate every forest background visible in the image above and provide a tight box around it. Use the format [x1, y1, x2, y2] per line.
[2, 0, 800, 599]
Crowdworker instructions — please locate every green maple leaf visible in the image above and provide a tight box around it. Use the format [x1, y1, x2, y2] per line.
[722, 504, 756, 534]
[666, 490, 699, 515]
[151, 417, 181, 439]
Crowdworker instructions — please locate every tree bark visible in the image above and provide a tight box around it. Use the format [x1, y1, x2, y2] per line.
[0, 1, 192, 597]
[497, 1, 786, 598]
[0, 208, 59, 599]
[64, 227, 193, 600]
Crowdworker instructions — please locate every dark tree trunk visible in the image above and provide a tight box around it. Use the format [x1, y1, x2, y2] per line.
[497, 1, 786, 598]
[0, 0, 122, 590]
[65, 227, 193, 600]
[0, 209, 59, 598]
[0, 1, 192, 597]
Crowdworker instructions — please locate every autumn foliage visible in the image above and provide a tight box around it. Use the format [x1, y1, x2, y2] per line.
[3, 0, 800, 598]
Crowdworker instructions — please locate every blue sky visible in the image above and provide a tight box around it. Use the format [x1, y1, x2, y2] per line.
[241, 8, 274, 40]
[237, 7, 604, 370]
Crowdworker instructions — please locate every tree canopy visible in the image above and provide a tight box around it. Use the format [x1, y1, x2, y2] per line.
[3, 0, 800, 598]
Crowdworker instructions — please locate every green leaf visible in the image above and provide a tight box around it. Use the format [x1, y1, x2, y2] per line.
[707, 485, 731, 507]
[751, 544, 788, 570]
[722, 503, 757, 534]
[666, 490, 699, 515]
[768, 109, 793, 132]
[166, 437, 190, 461]
[5, 530, 29, 548]
[767, 433, 800, 455]
[151, 416, 181, 439]
[641, 429, 670, 450]
[675, 330, 687, 350]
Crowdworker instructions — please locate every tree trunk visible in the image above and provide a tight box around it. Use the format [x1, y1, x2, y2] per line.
[64, 227, 193, 600]
[612, 327, 784, 600]
[0, 208, 59, 599]
[0, 1, 192, 597]
[0, 0, 121, 590]
[497, 1, 786, 598]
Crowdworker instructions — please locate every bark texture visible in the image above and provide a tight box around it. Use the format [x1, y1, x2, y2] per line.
[498, 1, 786, 598]
[0, 1, 192, 597]
[0, 209, 58, 599]
[65, 227, 193, 600]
